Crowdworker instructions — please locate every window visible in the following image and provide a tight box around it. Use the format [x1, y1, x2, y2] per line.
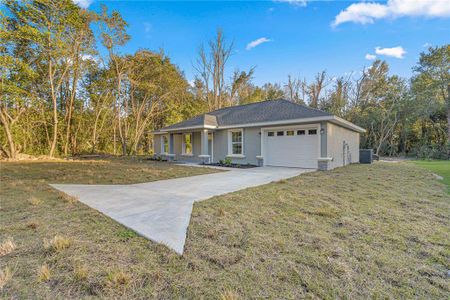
[297, 130, 305, 135]
[277, 131, 284, 136]
[231, 130, 243, 155]
[268, 131, 274, 137]
[286, 130, 294, 136]
[308, 129, 317, 135]
[182, 133, 192, 155]
[161, 135, 169, 153]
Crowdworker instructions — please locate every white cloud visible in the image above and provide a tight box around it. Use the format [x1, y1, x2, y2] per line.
[188, 79, 195, 87]
[246, 37, 272, 50]
[73, 0, 93, 9]
[423, 42, 432, 48]
[332, 0, 450, 27]
[365, 53, 377, 60]
[375, 46, 406, 59]
[275, 0, 308, 7]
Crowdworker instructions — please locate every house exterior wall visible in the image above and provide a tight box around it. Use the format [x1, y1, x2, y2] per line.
[212, 127, 261, 165]
[326, 122, 360, 169]
[153, 134, 162, 154]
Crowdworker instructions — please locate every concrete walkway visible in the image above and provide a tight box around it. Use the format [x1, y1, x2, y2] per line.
[51, 166, 313, 254]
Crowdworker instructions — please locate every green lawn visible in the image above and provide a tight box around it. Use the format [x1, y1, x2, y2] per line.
[1, 159, 449, 298]
[413, 160, 450, 193]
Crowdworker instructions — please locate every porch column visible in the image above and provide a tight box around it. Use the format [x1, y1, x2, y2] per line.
[167, 133, 175, 161]
[199, 129, 210, 164]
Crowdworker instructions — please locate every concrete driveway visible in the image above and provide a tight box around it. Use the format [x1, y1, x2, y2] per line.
[51, 166, 313, 254]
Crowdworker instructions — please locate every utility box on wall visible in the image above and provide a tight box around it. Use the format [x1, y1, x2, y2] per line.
[359, 149, 373, 164]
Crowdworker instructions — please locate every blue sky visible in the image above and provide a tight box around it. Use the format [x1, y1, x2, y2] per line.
[83, 0, 449, 85]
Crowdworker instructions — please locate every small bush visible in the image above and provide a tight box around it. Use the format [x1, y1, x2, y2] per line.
[44, 235, 72, 252]
[224, 158, 232, 166]
[28, 197, 42, 206]
[0, 239, 16, 257]
[37, 264, 51, 282]
[0, 267, 12, 290]
[414, 144, 449, 160]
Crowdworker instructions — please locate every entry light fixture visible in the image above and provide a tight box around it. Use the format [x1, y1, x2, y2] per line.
[320, 128, 325, 134]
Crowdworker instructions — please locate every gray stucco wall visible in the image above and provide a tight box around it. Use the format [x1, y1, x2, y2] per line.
[153, 134, 162, 154]
[326, 122, 360, 169]
[212, 127, 261, 165]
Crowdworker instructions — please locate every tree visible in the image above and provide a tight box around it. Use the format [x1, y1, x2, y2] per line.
[308, 71, 328, 108]
[284, 75, 306, 105]
[194, 29, 234, 110]
[412, 45, 450, 148]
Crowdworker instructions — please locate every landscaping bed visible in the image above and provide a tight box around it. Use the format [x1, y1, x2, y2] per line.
[204, 162, 257, 169]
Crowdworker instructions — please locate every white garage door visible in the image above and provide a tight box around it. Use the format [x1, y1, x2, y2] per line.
[264, 128, 319, 168]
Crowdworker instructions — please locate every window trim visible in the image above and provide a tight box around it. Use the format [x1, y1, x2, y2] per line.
[227, 129, 244, 156]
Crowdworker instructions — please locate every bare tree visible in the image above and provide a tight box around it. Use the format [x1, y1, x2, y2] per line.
[308, 71, 329, 108]
[194, 29, 234, 110]
[284, 75, 305, 105]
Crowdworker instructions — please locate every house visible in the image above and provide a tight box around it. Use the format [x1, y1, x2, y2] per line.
[152, 99, 365, 170]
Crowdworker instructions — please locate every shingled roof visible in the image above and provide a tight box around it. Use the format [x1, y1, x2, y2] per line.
[159, 99, 332, 131]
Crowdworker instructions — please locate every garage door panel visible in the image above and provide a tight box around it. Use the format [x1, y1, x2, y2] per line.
[265, 129, 318, 168]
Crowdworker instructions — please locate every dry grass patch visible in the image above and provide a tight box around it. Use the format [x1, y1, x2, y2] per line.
[59, 192, 78, 204]
[0, 239, 16, 256]
[37, 264, 51, 282]
[28, 196, 42, 206]
[44, 235, 72, 252]
[73, 264, 88, 281]
[106, 270, 131, 287]
[220, 290, 240, 300]
[0, 267, 13, 290]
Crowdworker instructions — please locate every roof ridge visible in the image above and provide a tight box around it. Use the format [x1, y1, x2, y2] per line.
[208, 99, 281, 114]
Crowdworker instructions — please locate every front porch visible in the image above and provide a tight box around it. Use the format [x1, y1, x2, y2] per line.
[157, 129, 214, 164]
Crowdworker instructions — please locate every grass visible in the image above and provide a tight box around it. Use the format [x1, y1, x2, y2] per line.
[413, 160, 450, 193]
[1, 158, 449, 298]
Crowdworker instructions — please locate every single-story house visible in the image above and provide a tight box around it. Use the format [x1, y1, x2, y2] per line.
[152, 99, 365, 170]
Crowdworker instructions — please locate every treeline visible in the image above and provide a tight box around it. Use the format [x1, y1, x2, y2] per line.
[1, 0, 449, 159]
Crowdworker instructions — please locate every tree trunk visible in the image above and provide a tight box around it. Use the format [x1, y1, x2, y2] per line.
[49, 60, 58, 157]
[0, 109, 16, 159]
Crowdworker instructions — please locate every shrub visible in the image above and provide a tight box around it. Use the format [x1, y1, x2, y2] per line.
[414, 144, 449, 160]
[224, 157, 232, 166]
